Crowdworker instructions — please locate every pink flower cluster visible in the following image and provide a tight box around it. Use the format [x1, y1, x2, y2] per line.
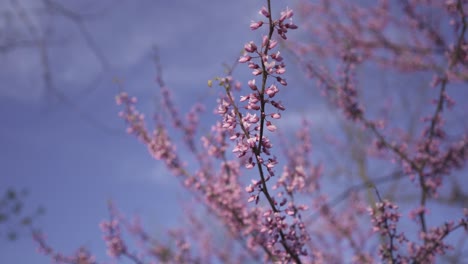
[116, 92, 186, 176]
[33, 231, 96, 264]
[369, 199, 405, 262]
[34, 0, 468, 263]
[207, 4, 319, 263]
[222, 3, 297, 187]
[100, 219, 127, 258]
[369, 194, 468, 263]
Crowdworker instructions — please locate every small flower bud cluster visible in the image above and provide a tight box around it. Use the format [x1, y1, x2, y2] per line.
[250, 7, 298, 39]
[369, 199, 468, 263]
[33, 231, 97, 264]
[147, 127, 184, 176]
[229, 4, 307, 262]
[406, 216, 468, 263]
[116, 92, 149, 141]
[100, 219, 127, 258]
[117, 92, 185, 176]
[369, 200, 406, 263]
[221, 5, 297, 180]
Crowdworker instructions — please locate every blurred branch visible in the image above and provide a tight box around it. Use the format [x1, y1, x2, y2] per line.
[307, 170, 404, 222]
[6, 0, 122, 135]
[0, 188, 44, 242]
[43, 0, 111, 72]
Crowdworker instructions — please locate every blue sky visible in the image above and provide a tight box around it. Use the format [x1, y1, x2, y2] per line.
[1, 0, 467, 263]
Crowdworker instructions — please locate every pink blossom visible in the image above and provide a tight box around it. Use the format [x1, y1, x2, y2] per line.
[266, 121, 277, 132]
[252, 68, 262, 76]
[279, 7, 293, 22]
[269, 39, 278, 49]
[265, 84, 279, 98]
[248, 79, 257, 90]
[250, 20, 263, 30]
[271, 113, 281, 119]
[244, 41, 257, 53]
[259, 6, 269, 18]
[276, 76, 287, 86]
[238, 55, 251, 63]
[271, 51, 283, 62]
[271, 100, 286, 111]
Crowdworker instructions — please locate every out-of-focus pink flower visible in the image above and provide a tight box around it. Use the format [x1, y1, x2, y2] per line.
[250, 20, 264, 30]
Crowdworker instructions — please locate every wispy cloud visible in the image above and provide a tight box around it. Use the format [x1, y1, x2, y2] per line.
[0, 1, 258, 104]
